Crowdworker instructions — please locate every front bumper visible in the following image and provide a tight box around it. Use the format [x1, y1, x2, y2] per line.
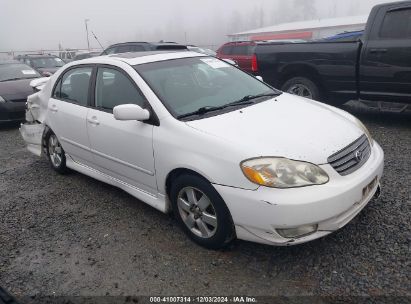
[214, 142, 384, 246]
[0, 102, 26, 122]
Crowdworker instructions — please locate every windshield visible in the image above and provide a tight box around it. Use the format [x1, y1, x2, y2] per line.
[0, 63, 40, 82]
[30, 57, 64, 68]
[134, 57, 280, 118]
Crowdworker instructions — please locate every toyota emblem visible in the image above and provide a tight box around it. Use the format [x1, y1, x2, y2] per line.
[355, 150, 363, 162]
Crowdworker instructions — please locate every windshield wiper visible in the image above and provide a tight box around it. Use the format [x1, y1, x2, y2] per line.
[177, 92, 280, 119]
[232, 92, 281, 104]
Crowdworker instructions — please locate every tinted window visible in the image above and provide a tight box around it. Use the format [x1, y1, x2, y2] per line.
[53, 79, 62, 98]
[380, 9, 411, 39]
[95, 67, 145, 111]
[221, 46, 232, 55]
[105, 47, 116, 55]
[60, 67, 92, 106]
[231, 45, 254, 55]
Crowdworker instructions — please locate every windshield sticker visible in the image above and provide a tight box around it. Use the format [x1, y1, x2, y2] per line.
[200, 58, 229, 69]
[22, 70, 37, 75]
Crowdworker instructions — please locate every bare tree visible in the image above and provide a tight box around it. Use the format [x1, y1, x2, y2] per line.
[293, 0, 318, 20]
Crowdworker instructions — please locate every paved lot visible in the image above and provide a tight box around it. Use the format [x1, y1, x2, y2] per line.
[0, 105, 410, 298]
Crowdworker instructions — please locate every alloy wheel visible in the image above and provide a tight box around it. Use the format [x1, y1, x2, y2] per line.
[48, 134, 63, 168]
[177, 187, 218, 239]
[287, 84, 313, 99]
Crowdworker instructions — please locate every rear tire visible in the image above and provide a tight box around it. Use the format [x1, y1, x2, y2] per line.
[45, 130, 67, 174]
[281, 76, 321, 101]
[170, 174, 235, 250]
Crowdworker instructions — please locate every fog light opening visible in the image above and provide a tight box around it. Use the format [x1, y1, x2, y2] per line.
[276, 224, 318, 239]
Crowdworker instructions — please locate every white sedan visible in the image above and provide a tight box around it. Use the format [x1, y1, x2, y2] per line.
[20, 51, 384, 249]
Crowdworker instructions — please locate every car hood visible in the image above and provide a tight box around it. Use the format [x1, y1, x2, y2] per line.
[0, 78, 34, 101]
[36, 67, 59, 74]
[185, 93, 363, 165]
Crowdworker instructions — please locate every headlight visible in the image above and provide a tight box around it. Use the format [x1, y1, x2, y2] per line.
[352, 116, 373, 146]
[241, 157, 329, 188]
[0, 96, 5, 103]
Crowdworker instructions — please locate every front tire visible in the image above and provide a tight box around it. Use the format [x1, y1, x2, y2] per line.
[170, 174, 235, 249]
[45, 131, 67, 174]
[281, 76, 320, 100]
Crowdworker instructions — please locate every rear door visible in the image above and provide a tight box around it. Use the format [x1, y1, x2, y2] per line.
[229, 43, 255, 73]
[359, 4, 411, 102]
[47, 66, 94, 166]
[86, 65, 157, 194]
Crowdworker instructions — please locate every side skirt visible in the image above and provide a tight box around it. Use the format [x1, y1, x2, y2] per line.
[65, 155, 169, 213]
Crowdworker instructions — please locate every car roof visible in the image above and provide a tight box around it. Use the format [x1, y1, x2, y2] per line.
[75, 51, 207, 66]
[106, 41, 182, 48]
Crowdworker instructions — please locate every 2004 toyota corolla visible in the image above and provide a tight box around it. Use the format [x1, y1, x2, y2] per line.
[20, 51, 384, 249]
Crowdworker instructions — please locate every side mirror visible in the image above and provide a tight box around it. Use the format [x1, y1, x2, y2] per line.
[113, 104, 150, 121]
[256, 76, 263, 82]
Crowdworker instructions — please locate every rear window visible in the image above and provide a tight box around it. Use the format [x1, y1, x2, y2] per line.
[380, 8, 411, 39]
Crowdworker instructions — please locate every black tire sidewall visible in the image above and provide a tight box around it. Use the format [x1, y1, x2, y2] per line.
[44, 130, 67, 174]
[282, 77, 320, 100]
[170, 174, 235, 249]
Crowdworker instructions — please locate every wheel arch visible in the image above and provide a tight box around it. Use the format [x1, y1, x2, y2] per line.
[279, 63, 326, 97]
[165, 167, 213, 202]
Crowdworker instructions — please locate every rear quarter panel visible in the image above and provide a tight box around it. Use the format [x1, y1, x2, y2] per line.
[256, 42, 360, 100]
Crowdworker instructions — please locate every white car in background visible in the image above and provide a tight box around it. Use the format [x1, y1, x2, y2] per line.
[20, 51, 384, 249]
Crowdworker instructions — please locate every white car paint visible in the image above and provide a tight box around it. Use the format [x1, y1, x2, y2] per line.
[20, 51, 384, 246]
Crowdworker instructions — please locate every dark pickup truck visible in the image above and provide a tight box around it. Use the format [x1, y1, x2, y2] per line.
[255, 1, 411, 106]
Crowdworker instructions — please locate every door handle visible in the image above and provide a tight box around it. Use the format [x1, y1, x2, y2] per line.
[87, 116, 100, 125]
[49, 104, 58, 112]
[370, 48, 388, 54]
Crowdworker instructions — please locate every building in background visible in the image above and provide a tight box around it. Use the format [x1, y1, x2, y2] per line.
[228, 15, 368, 41]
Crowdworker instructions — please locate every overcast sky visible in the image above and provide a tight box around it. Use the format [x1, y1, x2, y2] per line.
[0, 0, 389, 52]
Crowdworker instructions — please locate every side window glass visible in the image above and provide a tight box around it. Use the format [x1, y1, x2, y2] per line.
[116, 45, 133, 53]
[221, 46, 232, 55]
[231, 45, 247, 55]
[130, 45, 145, 52]
[105, 48, 116, 55]
[95, 67, 146, 111]
[60, 67, 92, 106]
[380, 8, 411, 39]
[53, 79, 62, 98]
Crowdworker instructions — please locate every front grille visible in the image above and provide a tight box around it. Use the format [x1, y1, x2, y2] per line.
[328, 135, 371, 176]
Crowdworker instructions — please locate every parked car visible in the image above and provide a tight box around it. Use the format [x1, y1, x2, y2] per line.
[102, 42, 187, 55]
[217, 41, 258, 74]
[59, 50, 77, 63]
[0, 61, 40, 123]
[20, 51, 384, 249]
[16, 54, 65, 77]
[254, 1, 411, 105]
[187, 45, 217, 56]
[73, 51, 101, 61]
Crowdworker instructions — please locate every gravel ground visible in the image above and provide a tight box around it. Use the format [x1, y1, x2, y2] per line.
[0, 105, 410, 300]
